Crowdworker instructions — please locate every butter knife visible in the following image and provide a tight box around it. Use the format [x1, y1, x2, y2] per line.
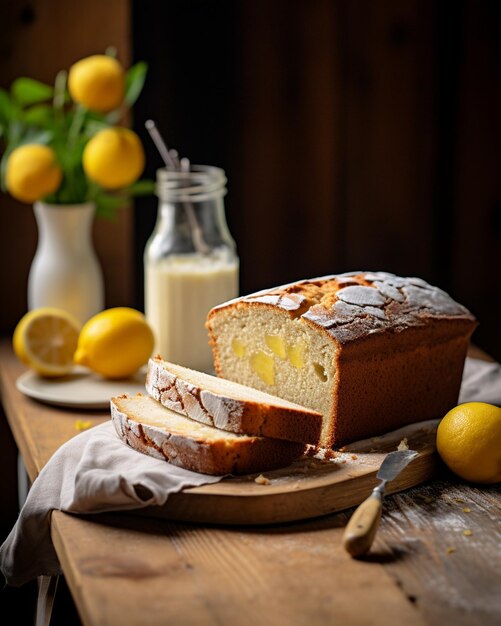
[342, 449, 419, 557]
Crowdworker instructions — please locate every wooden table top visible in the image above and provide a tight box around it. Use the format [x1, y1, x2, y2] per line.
[1, 339, 500, 626]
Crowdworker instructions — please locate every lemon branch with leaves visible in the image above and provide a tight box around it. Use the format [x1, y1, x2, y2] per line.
[0, 51, 154, 218]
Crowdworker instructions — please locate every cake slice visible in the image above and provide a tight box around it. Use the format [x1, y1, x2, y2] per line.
[111, 394, 305, 476]
[145, 356, 323, 445]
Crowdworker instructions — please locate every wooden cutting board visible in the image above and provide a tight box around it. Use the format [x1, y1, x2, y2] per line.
[143, 419, 440, 526]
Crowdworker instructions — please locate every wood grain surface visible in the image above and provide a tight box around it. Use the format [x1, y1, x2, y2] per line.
[50, 477, 501, 626]
[377, 482, 501, 626]
[51, 511, 428, 626]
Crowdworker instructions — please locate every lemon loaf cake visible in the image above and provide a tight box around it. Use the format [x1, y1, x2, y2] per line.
[111, 394, 305, 475]
[145, 356, 323, 444]
[206, 271, 478, 448]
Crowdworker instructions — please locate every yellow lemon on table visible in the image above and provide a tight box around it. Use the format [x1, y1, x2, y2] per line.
[13, 308, 81, 377]
[68, 54, 124, 112]
[74, 307, 154, 379]
[6, 144, 62, 203]
[83, 127, 145, 189]
[436, 402, 501, 484]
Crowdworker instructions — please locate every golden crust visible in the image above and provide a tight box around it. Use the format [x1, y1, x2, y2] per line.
[145, 357, 323, 445]
[111, 396, 305, 475]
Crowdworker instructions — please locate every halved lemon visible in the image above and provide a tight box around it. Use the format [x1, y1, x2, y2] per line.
[13, 307, 81, 377]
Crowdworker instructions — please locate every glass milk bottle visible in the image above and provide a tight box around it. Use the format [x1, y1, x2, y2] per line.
[144, 165, 239, 373]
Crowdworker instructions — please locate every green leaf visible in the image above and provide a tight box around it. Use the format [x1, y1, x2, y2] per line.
[52, 136, 82, 181]
[7, 119, 24, 145]
[0, 148, 12, 192]
[0, 88, 13, 127]
[20, 128, 53, 145]
[124, 179, 155, 196]
[124, 61, 148, 107]
[104, 110, 122, 125]
[53, 71, 67, 110]
[85, 110, 108, 123]
[84, 118, 110, 137]
[23, 104, 54, 127]
[11, 78, 54, 106]
[94, 193, 126, 220]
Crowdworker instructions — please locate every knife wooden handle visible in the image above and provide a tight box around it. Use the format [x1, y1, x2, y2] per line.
[342, 490, 383, 557]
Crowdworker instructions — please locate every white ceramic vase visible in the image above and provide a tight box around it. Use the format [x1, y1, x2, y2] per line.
[28, 201, 105, 324]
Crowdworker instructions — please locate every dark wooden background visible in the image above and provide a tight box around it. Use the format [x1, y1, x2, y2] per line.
[1, 0, 500, 360]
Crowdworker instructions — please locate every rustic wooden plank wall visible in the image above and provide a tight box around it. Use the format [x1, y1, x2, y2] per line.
[341, 0, 436, 278]
[0, 0, 132, 335]
[209, 0, 499, 359]
[451, 1, 501, 360]
[236, 0, 343, 287]
[231, 0, 439, 289]
[0, 1, 499, 360]
[135, 0, 501, 358]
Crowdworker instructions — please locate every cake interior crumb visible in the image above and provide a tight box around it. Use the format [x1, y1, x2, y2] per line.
[254, 474, 271, 485]
[397, 437, 409, 451]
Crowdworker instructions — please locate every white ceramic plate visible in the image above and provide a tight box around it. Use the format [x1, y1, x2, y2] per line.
[16, 366, 147, 409]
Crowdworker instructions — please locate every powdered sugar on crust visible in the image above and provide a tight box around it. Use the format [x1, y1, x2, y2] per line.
[336, 285, 386, 307]
[111, 401, 166, 460]
[372, 281, 405, 303]
[247, 293, 306, 311]
[200, 391, 245, 429]
[146, 358, 245, 430]
[401, 284, 467, 316]
[218, 271, 476, 344]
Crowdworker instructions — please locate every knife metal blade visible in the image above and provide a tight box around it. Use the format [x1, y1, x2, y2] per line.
[376, 449, 419, 489]
[342, 448, 419, 557]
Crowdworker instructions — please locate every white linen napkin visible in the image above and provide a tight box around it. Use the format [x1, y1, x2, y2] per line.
[1, 356, 500, 587]
[459, 357, 501, 406]
[0, 420, 222, 586]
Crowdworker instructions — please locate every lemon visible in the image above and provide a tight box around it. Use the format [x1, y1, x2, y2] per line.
[6, 144, 63, 203]
[436, 402, 501, 484]
[74, 307, 154, 379]
[68, 54, 124, 112]
[13, 308, 81, 377]
[82, 127, 145, 189]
